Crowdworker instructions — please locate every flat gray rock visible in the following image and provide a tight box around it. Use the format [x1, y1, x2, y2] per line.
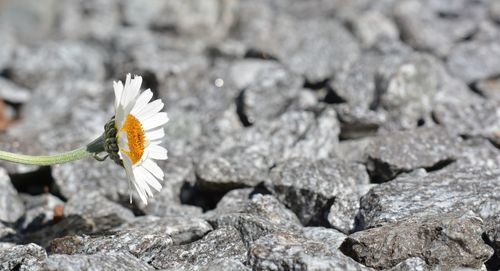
[365, 128, 459, 182]
[447, 39, 500, 83]
[0, 168, 24, 223]
[268, 157, 369, 225]
[151, 226, 247, 270]
[42, 252, 152, 271]
[0, 243, 47, 271]
[51, 216, 212, 262]
[340, 213, 493, 270]
[249, 231, 371, 271]
[358, 168, 500, 229]
[63, 191, 135, 232]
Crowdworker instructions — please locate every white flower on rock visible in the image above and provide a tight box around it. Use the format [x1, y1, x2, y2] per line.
[113, 74, 168, 204]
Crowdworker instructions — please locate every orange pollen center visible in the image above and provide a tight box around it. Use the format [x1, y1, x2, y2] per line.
[121, 114, 145, 164]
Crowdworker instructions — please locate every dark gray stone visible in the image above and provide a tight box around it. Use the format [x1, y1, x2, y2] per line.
[358, 168, 500, 230]
[249, 231, 371, 271]
[340, 213, 493, 270]
[63, 191, 135, 232]
[151, 226, 247, 270]
[0, 168, 24, 223]
[0, 243, 47, 271]
[365, 128, 459, 182]
[0, 222, 16, 240]
[484, 218, 500, 271]
[268, 157, 369, 225]
[44, 252, 152, 271]
[447, 40, 500, 83]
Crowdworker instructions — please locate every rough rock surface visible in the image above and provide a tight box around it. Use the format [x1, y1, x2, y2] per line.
[0, 0, 498, 270]
[341, 213, 493, 270]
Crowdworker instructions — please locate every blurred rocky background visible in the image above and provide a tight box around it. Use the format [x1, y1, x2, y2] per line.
[0, 0, 499, 270]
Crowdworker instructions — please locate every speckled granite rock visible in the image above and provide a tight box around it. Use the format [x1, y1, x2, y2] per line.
[42, 252, 152, 271]
[365, 128, 459, 182]
[268, 157, 369, 225]
[358, 168, 500, 230]
[0, 243, 47, 271]
[341, 213, 493, 270]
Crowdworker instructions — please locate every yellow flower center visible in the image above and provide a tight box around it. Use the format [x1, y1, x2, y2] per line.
[121, 114, 145, 165]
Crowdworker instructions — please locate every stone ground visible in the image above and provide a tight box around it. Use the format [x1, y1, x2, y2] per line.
[0, 0, 499, 270]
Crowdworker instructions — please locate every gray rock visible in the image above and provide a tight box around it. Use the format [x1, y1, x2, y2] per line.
[0, 77, 31, 103]
[51, 216, 212, 263]
[43, 252, 152, 271]
[150, 226, 247, 270]
[378, 53, 444, 129]
[388, 257, 427, 271]
[237, 62, 303, 125]
[301, 227, 347, 250]
[20, 193, 63, 232]
[447, 40, 500, 83]
[334, 137, 375, 163]
[268, 157, 369, 225]
[196, 259, 251, 271]
[453, 138, 500, 171]
[328, 184, 376, 234]
[0, 30, 16, 71]
[122, 0, 235, 39]
[365, 128, 459, 182]
[394, 0, 479, 57]
[491, 0, 500, 23]
[207, 193, 302, 245]
[249, 231, 371, 271]
[0, 222, 16, 240]
[0, 243, 47, 271]
[433, 99, 500, 144]
[0, 168, 24, 223]
[9, 41, 106, 88]
[348, 11, 399, 48]
[58, 0, 121, 43]
[340, 213, 493, 270]
[63, 191, 135, 232]
[357, 168, 500, 229]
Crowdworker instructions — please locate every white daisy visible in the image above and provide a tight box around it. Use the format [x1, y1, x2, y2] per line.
[112, 74, 169, 205]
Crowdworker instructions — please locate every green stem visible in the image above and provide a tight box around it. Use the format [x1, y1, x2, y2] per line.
[0, 135, 106, 166]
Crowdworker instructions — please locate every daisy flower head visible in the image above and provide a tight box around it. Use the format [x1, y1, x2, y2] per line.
[104, 74, 169, 205]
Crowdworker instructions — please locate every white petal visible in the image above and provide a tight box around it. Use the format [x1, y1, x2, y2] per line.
[117, 131, 129, 152]
[130, 89, 153, 116]
[146, 128, 165, 141]
[136, 99, 164, 121]
[142, 112, 169, 131]
[120, 74, 142, 111]
[113, 81, 124, 109]
[147, 145, 168, 160]
[136, 165, 162, 192]
[142, 158, 164, 180]
[124, 157, 147, 205]
[134, 168, 154, 197]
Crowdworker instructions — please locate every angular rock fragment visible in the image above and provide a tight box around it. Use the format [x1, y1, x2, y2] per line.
[348, 11, 399, 48]
[250, 231, 370, 271]
[340, 213, 493, 270]
[206, 192, 302, 245]
[0, 243, 47, 271]
[44, 252, 152, 271]
[0, 77, 31, 104]
[358, 168, 500, 229]
[63, 191, 135, 231]
[365, 128, 459, 182]
[388, 257, 427, 271]
[301, 227, 347, 250]
[0, 168, 24, 223]
[151, 226, 247, 270]
[51, 216, 212, 261]
[484, 218, 500, 270]
[473, 77, 500, 102]
[447, 40, 500, 83]
[394, 0, 479, 57]
[268, 157, 369, 225]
